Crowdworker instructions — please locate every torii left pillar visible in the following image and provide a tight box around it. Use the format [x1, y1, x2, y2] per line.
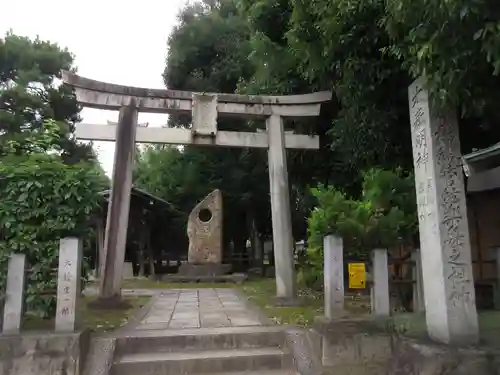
[99, 99, 138, 301]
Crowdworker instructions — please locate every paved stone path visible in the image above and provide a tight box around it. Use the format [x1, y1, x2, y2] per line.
[83, 287, 161, 297]
[134, 289, 264, 330]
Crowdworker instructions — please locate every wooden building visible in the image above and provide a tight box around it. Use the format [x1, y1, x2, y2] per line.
[464, 142, 500, 308]
[93, 187, 186, 278]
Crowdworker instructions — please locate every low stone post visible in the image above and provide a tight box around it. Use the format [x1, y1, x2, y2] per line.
[324, 235, 344, 318]
[2, 253, 26, 334]
[493, 247, 500, 310]
[372, 249, 390, 316]
[412, 249, 425, 312]
[55, 238, 83, 332]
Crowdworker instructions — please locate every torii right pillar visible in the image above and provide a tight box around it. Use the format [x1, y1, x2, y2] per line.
[409, 78, 479, 345]
[267, 114, 296, 303]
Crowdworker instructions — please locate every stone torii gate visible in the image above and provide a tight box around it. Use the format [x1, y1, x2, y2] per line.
[62, 71, 331, 304]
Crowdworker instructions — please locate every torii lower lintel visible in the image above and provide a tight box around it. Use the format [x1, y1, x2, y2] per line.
[75, 123, 320, 150]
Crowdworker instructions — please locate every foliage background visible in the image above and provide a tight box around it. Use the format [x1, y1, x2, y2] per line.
[134, 0, 500, 278]
[0, 33, 107, 317]
[3, 0, 500, 310]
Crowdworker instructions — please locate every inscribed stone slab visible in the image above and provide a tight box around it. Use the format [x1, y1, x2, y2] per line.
[187, 189, 223, 264]
[55, 238, 83, 332]
[409, 78, 478, 344]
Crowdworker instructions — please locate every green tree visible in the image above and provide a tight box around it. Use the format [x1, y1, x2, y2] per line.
[142, 0, 500, 272]
[0, 31, 95, 163]
[303, 168, 417, 289]
[149, 0, 273, 262]
[241, 0, 500, 177]
[382, 0, 500, 151]
[383, 0, 500, 117]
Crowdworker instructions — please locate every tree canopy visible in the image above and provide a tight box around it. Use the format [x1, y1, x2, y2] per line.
[133, 0, 500, 263]
[0, 32, 98, 163]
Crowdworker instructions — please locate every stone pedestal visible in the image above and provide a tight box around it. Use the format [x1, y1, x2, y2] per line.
[177, 263, 231, 277]
[408, 78, 478, 344]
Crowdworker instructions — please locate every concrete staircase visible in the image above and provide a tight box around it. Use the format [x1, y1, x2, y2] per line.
[110, 326, 298, 375]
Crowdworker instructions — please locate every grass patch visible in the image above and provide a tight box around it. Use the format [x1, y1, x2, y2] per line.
[85, 277, 371, 328]
[390, 310, 500, 347]
[242, 279, 323, 326]
[22, 295, 150, 333]
[241, 279, 370, 327]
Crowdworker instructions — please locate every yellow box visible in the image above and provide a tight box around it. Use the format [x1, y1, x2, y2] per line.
[348, 263, 366, 289]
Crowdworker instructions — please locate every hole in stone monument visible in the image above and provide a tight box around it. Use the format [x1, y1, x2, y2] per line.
[198, 208, 212, 223]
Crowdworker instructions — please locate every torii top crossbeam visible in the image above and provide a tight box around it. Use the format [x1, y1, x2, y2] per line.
[61, 71, 331, 118]
[62, 71, 332, 150]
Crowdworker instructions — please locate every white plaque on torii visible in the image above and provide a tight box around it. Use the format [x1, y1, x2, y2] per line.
[192, 93, 218, 137]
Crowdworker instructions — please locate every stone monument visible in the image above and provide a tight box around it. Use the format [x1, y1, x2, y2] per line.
[408, 78, 478, 344]
[178, 189, 230, 276]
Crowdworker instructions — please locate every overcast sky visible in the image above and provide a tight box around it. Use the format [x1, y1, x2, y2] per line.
[1, 0, 187, 175]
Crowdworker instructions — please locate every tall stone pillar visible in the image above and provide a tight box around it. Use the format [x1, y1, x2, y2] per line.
[408, 78, 478, 344]
[267, 114, 296, 302]
[100, 100, 138, 300]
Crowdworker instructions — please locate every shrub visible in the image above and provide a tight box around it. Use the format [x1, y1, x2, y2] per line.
[0, 120, 103, 317]
[301, 168, 417, 289]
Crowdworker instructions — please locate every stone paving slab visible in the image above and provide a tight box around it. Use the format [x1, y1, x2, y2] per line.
[83, 287, 163, 297]
[134, 289, 264, 330]
[114, 325, 286, 338]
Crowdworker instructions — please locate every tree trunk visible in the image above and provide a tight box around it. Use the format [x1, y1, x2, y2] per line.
[138, 246, 145, 277]
[232, 231, 248, 272]
[259, 235, 265, 274]
[96, 220, 105, 278]
[246, 210, 256, 266]
[148, 239, 155, 277]
[250, 216, 263, 269]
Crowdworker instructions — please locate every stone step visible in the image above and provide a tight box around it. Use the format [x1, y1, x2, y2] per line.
[111, 347, 293, 375]
[115, 326, 288, 356]
[202, 371, 298, 375]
